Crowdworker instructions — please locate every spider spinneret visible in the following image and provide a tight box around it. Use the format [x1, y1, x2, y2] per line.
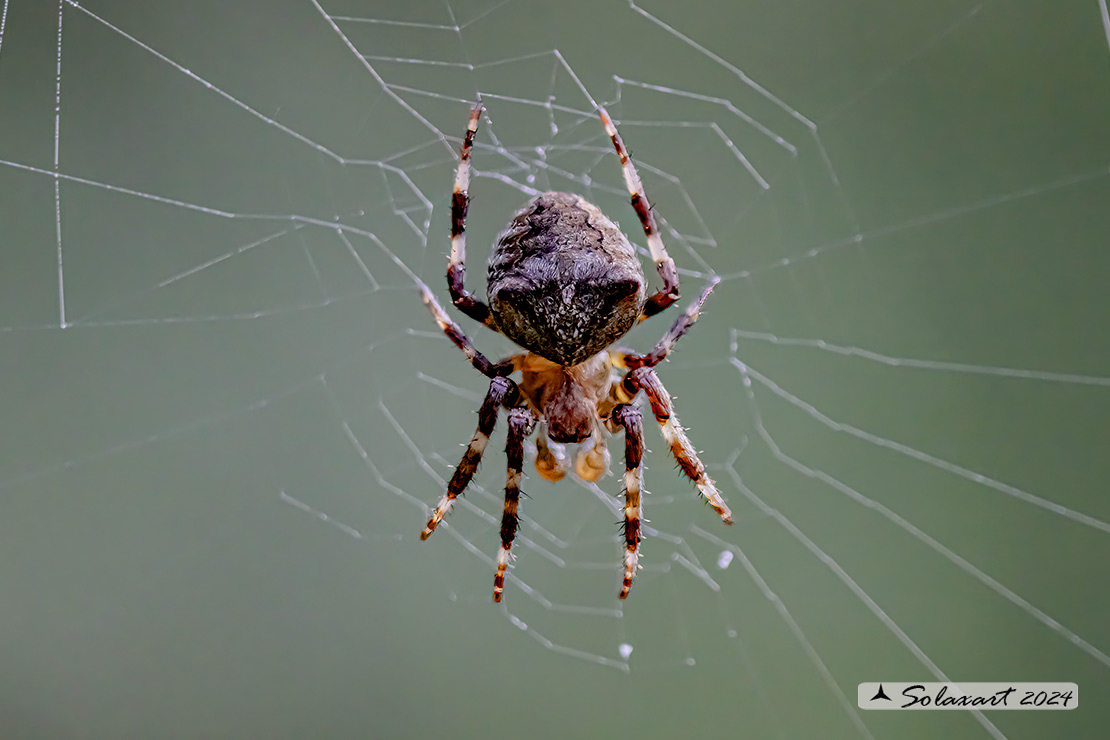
[417, 100, 732, 602]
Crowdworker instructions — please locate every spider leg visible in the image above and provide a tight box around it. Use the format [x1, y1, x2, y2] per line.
[421, 376, 518, 540]
[610, 404, 644, 599]
[598, 106, 680, 320]
[494, 406, 537, 602]
[447, 100, 499, 331]
[534, 423, 568, 481]
[623, 366, 733, 524]
[418, 280, 513, 378]
[624, 277, 719, 369]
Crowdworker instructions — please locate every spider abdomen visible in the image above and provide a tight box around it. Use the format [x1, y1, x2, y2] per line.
[488, 192, 647, 366]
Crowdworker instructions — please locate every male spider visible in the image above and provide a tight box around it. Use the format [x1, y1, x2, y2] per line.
[418, 100, 732, 602]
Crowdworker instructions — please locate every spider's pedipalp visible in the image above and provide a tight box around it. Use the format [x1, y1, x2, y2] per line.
[610, 403, 645, 599]
[534, 423, 568, 481]
[447, 100, 498, 330]
[574, 429, 611, 482]
[421, 375, 517, 540]
[625, 366, 733, 524]
[598, 106, 680, 320]
[494, 406, 537, 602]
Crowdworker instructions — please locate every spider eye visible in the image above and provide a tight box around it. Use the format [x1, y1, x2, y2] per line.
[606, 277, 642, 300]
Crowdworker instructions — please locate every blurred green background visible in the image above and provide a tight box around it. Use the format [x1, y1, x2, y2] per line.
[1, 1, 1108, 738]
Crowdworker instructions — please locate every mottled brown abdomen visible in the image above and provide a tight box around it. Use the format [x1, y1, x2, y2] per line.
[487, 192, 647, 366]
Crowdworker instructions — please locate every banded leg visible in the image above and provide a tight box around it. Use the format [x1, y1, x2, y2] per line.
[447, 101, 498, 330]
[624, 277, 719, 369]
[610, 404, 644, 599]
[421, 376, 517, 539]
[623, 366, 733, 524]
[418, 279, 512, 378]
[494, 407, 537, 602]
[599, 106, 680, 320]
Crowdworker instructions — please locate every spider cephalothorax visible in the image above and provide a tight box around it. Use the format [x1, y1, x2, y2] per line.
[418, 101, 732, 602]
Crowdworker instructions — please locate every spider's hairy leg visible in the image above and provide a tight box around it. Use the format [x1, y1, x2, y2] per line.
[623, 367, 733, 524]
[625, 277, 719, 370]
[610, 404, 644, 599]
[534, 423, 568, 481]
[598, 106, 679, 320]
[574, 430, 610, 482]
[447, 100, 498, 331]
[494, 407, 537, 602]
[421, 376, 518, 540]
[418, 280, 513, 378]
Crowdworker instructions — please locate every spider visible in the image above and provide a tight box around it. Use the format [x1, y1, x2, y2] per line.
[417, 100, 732, 602]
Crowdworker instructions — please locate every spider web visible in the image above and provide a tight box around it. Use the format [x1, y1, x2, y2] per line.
[1, 1, 1109, 738]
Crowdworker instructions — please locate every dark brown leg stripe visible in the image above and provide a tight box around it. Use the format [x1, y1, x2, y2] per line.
[446, 264, 491, 326]
[629, 193, 654, 233]
[441, 377, 508, 498]
[626, 368, 670, 420]
[614, 404, 644, 469]
[450, 192, 469, 238]
[449, 380, 505, 497]
[612, 403, 644, 599]
[642, 292, 676, 318]
[499, 508, 518, 548]
[609, 133, 626, 161]
[643, 258, 681, 318]
[500, 409, 526, 548]
[494, 407, 536, 602]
